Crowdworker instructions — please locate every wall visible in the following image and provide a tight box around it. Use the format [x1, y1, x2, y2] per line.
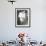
[0, 0, 46, 42]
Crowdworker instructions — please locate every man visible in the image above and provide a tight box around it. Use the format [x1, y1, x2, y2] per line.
[17, 10, 28, 25]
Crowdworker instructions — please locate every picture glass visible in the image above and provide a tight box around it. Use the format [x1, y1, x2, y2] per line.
[15, 8, 30, 27]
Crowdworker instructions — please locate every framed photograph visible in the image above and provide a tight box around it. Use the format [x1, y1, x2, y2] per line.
[15, 8, 31, 27]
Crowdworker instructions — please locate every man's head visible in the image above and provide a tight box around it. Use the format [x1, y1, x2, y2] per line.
[18, 11, 26, 22]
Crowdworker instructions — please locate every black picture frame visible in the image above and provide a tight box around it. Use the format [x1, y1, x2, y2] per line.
[15, 8, 31, 28]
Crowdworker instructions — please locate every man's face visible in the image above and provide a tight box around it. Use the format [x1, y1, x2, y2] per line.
[18, 11, 26, 22]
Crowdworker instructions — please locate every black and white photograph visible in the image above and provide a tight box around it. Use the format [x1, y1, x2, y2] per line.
[15, 8, 31, 27]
